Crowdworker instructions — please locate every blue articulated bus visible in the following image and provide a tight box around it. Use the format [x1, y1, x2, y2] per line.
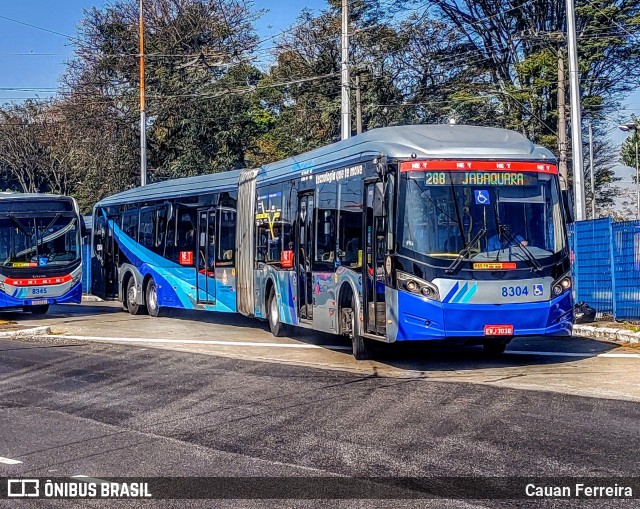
[92, 125, 573, 359]
[0, 193, 83, 314]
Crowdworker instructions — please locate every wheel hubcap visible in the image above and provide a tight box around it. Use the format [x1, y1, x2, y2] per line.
[351, 310, 356, 337]
[270, 296, 278, 326]
[149, 286, 157, 310]
[128, 285, 136, 305]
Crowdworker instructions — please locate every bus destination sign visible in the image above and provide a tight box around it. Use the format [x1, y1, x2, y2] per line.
[424, 171, 536, 186]
[400, 160, 558, 173]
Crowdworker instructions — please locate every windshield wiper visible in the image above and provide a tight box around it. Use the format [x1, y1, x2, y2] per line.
[498, 224, 543, 272]
[449, 181, 467, 249]
[445, 228, 486, 275]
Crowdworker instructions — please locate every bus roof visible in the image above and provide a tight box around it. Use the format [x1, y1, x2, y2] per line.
[257, 124, 555, 183]
[0, 192, 73, 201]
[96, 124, 555, 208]
[96, 169, 241, 208]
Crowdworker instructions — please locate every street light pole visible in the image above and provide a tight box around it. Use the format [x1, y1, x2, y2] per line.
[566, 0, 585, 220]
[139, 0, 147, 187]
[340, 0, 351, 140]
[619, 121, 639, 219]
[589, 122, 595, 219]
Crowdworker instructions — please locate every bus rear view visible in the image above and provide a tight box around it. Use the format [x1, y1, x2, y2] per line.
[0, 193, 83, 314]
[394, 159, 572, 353]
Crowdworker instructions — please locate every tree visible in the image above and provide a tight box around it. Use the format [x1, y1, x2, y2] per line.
[620, 128, 639, 175]
[61, 0, 264, 210]
[0, 101, 78, 195]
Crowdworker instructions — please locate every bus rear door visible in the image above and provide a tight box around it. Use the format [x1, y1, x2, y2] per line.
[297, 193, 314, 321]
[364, 182, 387, 336]
[196, 208, 216, 304]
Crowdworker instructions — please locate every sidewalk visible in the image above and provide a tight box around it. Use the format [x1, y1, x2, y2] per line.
[573, 323, 640, 346]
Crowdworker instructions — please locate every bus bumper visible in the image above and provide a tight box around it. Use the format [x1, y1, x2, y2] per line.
[392, 289, 573, 341]
[0, 281, 83, 308]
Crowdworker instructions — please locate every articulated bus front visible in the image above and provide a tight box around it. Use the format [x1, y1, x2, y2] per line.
[0, 199, 83, 313]
[389, 159, 573, 349]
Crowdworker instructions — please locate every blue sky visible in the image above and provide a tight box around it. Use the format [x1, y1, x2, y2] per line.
[0, 0, 637, 183]
[0, 0, 326, 103]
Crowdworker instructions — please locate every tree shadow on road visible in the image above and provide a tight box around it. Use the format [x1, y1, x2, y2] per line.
[8, 302, 620, 373]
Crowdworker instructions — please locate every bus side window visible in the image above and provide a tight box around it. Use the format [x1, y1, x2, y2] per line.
[315, 181, 337, 266]
[139, 208, 155, 249]
[217, 209, 236, 265]
[175, 208, 197, 265]
[122, 209, 139, 241]
[255, 185, 283, 265]
[337, 179, 363, 267]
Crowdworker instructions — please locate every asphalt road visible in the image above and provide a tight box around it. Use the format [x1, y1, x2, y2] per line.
[0, 303, 639, 508]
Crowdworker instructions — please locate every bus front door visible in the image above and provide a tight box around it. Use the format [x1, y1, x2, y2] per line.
[92, 215, 107, 299]
[92, 214, 117, 300]
[364, 182, 387, 336]
[297, 193, 314, 321]
[196, 208, 216, 304]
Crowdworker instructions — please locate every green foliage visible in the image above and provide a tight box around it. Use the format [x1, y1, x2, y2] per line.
[0, 0, 638, 215]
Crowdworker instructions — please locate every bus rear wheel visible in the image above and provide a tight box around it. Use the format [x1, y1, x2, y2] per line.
[146, 278, 162, 317]
[126, 277, 147, 316]
[349, 297, 374, 361]
[267, 287, 286, 337]
[29, 304, 49, 315]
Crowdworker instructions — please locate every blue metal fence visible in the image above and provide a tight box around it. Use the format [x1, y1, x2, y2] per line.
[82, 242, 91, 294]
[570, 218, 640, 320]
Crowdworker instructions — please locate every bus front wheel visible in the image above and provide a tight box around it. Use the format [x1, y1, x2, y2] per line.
[349, 297, 374, 361]
[267, 287, 286, 337]
[146, 278, 162, 317]
[126, 277, 147, 316]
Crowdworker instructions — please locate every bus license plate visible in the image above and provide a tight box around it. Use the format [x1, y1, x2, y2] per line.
[31, 299, 48, 305]
[484, 325, 513, 336]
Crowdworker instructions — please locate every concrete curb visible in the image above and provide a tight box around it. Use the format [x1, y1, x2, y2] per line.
[574, 324, 640, 346]
[0, 326, 52, 338]
[82, 294, 104, 302]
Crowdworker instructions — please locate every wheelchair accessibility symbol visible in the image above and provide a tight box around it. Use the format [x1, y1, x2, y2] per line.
[474, 190, 490, 205]
[533, 284, 544, 297]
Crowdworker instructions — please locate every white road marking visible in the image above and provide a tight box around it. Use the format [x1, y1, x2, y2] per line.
[0, 457, 22, 465]
[507, 350, 640, 359]
[71, 475, 108, 484]
[46, 335, 352, 351]
[41, 335, 640, 359]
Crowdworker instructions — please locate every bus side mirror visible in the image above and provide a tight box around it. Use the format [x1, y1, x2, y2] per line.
[373, 182, 384, 217]
[164, 201, 174, 222]
[562, 190, 575, 224]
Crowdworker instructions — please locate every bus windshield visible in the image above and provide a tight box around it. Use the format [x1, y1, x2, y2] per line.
[0, 214, 80, 268]
[399, 170, 566, 264]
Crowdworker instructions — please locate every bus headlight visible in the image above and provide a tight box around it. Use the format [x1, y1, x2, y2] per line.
[552, 274, 571, 296]
[397, 271, 440, 301]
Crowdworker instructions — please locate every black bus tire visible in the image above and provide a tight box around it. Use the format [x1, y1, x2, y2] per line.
[29, 304, 49, 315]
[267, 287, 286, 337]
[126, 277, 147, 316]
[351, 296, 374, 360]
[146, 278, 162, 317]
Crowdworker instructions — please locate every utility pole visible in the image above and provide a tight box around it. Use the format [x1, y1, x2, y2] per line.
[340, 0, 351, 140]
[566, 0, 585, 220]
[557, 48, 569, 191]
[139, 0, 147, 186]
[355, 74, 362, 135]
[589, 122, 595, 219]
